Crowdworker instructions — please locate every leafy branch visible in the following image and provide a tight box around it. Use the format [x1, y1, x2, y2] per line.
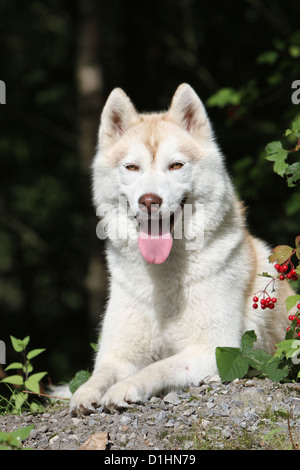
[216, 330, 300, 383]
[0, 336, 47, 413]
[265, 117, 300, 186]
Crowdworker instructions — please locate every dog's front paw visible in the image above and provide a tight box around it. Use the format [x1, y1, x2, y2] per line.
[101, 381, 145, 413]
[69, 380, 104, 416]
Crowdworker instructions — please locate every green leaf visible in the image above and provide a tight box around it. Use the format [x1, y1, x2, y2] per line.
[0, 425, 34, 450]
[69, 370, 91, 394]
[269, 245, 293, 264]
[8, 425, 34, 445]
[263, 357, 289, 382]
[285, 294, 300, 312]
[256, 50, 279, 64]
[1, 375, 24, 386]
[10, 336, 26, 353]
[292, 117, 300, 132]
[24, 372, 47, 394]
[286, 162, 300, 187]
[266, 148, 289, 177]
[26, 348, 46, 360]
[30, 401, 44, 413]
[215, 347, 249, 382]
[206, 87, 242, 108]
[4, 362, 23, 371]
[265, 141, 283, 154]
[258, 272, 273, 278]
[12, 392, 27, 410]
[241, 330, 257, 355]
[246, 349, 272, 373]
[275, 339, 300, 359]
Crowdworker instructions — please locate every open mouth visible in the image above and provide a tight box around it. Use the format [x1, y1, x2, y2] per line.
[137, 196, 187, 265]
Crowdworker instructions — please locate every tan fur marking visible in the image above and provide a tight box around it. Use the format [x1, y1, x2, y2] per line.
[244, 233, 258, 299]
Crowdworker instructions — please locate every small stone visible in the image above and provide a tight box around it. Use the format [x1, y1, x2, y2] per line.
[49, 435, 59, 445]
[120, 415, 131, 426]
[206, 402, 215, 409]
[163, 392, 182, 405]
[165, 419, 175, 427]
[71, 417, 81, 426]
[155, 410, 168, 423]
[201, 418, 210, 429]
[38, 425, 48, 433]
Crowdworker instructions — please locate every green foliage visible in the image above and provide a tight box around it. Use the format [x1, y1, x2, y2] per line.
[0, 424, 34, 450]
[265, 117, 300, 185]
[0, 336, 47, 414]
[216, 119, 300, 384]
[69, 370, 91, 394]
[206, 87, 242, 108]
[216, 330, 300, 383]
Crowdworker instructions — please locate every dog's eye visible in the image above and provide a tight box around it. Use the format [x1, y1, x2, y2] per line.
[125, 164, 139, 171]
[169, 162, 184, 171]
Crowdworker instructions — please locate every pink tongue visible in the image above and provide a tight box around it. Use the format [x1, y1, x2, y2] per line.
[138, 232, 173, 264]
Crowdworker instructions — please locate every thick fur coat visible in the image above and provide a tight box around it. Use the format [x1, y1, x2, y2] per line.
[70, 84, 293, 414]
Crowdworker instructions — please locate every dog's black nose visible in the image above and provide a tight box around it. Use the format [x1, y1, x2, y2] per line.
[138, 193, 162, 214]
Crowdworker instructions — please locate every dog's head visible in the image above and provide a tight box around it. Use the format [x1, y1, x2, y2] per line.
[93, 84, 224, 264]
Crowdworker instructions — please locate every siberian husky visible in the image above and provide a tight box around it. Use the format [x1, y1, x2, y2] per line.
[70, 84, 293, 414]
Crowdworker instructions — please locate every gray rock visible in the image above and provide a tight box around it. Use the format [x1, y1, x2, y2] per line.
[163, 392, 182, 405]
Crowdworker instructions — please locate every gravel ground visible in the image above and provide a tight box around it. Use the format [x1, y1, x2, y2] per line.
[0, 376, 299, 451]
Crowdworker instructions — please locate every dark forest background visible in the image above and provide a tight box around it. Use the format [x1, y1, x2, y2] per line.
[0, 0, 300, 384]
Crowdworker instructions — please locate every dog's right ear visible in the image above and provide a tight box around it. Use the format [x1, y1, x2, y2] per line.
[99, 88, 139, 148]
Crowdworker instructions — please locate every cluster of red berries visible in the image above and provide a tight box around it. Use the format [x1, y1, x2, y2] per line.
[287, 303, 300, 338]
[274, 263, 298, 281]
[252, 296, 277, 310]
[252, 262, 299, 311]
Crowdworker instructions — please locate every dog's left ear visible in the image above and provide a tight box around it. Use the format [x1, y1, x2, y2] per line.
[167, 84, 212, 139]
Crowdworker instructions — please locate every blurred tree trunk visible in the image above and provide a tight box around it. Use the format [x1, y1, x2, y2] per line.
[76, 0, 107, 328]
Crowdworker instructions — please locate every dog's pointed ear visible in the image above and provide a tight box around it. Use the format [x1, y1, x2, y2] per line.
[167, 84, 212, 139]
[99, 88, 139, 147]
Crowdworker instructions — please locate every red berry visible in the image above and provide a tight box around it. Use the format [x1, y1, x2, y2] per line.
[268, 303, 274, 309]
[297, 303, 300, 310]
[260, 299, 266, 305]
[287, 327, 290, 332]
[271, 298, 277, 303]
[291, 269, 297, 275]
[253, 296, 259, 302]
[292, 274, 298, 281]
[253, 303, 258, 309]
[279, 274, 285, 280]
[280, 265, 288, 273]
[261, 304, 266, 310]
[298, 331, 300, 338]
[275, 263, 280, 271]
[289, 315, 295, 321]
[287, 273, 292, 279]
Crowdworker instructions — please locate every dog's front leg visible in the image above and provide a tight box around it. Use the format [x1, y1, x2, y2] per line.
[69, 360, 138, 415]
[101, 344, 219, 412]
